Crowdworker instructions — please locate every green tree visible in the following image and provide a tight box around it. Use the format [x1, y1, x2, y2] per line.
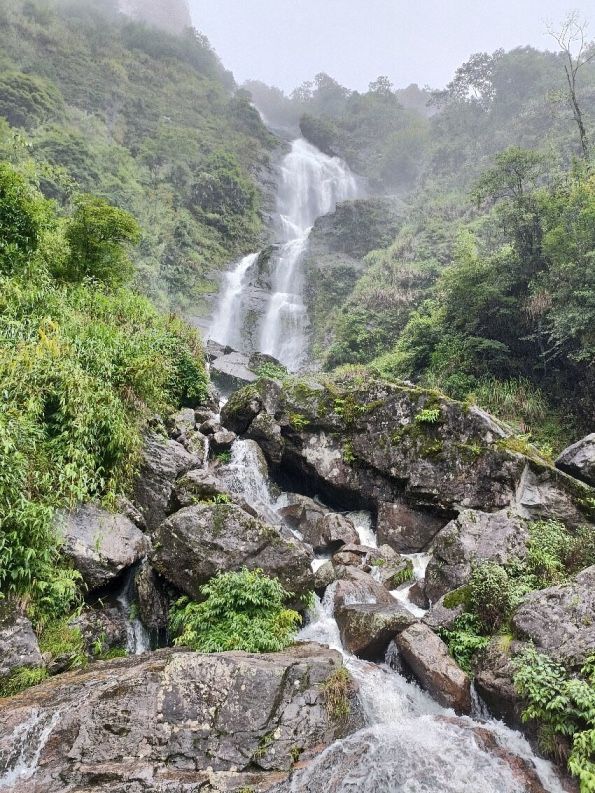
[64, 196, 141, 286]
[0, 162, 50, 272]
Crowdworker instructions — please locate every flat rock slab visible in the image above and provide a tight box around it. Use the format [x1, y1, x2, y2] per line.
[0, 645, 359, 793]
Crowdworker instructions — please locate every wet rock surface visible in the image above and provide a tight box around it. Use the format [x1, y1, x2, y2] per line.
[0, 645, 358, 793]
[57, 504, 150, 592]
[336, 602, 416, 659]
[396, 622, 472, 714]
[0, 605, 43, 679]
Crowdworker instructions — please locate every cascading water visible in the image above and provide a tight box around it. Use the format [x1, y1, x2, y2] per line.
[214, 454, 565, 792]
[209, 138, 363, 370]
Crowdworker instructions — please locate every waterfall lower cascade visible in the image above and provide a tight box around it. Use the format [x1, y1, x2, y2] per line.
[209, 138, 363, 371]
[224, 440, 563, 793]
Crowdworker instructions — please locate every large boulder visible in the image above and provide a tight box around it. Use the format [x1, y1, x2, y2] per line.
[424, 509, 528, 603]
[396, 622, 472, 714]
[0, 604, 43, 680]
[133, 432, 202, 530]
[57, 505, 150, 592]
[332, 566, 396, 610]
[515, 463, 595, 529]
[224, 375, 595, 532]
[512, 566, 595, 667]
[335, 602, 416, 659]
[377, 501, 448, 553]
[151, 503, 314, 600]
[69, 607, 128, 658]
[0, 645, 361, 792]
[556, 433, 595, 487]
[134, 560, 171, 634]
[210, 350, 259, 392]
[474, 637, 528, 728]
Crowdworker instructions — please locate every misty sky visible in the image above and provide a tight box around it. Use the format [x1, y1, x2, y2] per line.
[189, 0, 585, 93]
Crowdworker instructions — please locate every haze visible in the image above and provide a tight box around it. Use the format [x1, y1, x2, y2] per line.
[189, 0, 583, 92]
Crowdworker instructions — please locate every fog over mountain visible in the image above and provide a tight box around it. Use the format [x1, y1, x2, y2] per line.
[119, 0, 191, 33]
[190, 0, 584, 91]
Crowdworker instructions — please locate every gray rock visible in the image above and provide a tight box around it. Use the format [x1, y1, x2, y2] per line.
[172, 468, 226, 508]
[332, 566, 396, 609]
[211, 429, 237, 451]
[317, 513, 360, 550]
[114, 496, 146, 530]
[166, 407, 196, 439]
[408, 580, 430, 610]
[396, 622, 472, 714]
[423, 595, 464, 630]
[211, 350, 259, 391]
[0, 645, 361, 792]
[0, 604, 43, 679]
[512, 566, 595, 666]
[133, 432, 202, 530]
[424, 509, 528, 603]
[69, 607, 128, 657]
[377, 501, 447, 552]
[57, 505, 150, 592]
[336, 602, 416, 659]
[247, 411, 285, 464]
[277, 493, 328, 540]
[135, 560, 170, 633]
[556, 433, 595, 487]
[515, 463, 595, 528]
[314, 561, 336, 591]
[151, 503, 314, 601]
[474, 637, 528, 728]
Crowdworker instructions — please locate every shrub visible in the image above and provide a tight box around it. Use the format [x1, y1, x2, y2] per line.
[322, 667, 352, 722]
[169, 568, 302, 653]
[468, 562, 513, 632]
[0, 666, 49, 698]
[438, 613, 490, 673]
[513, 647, 595, 789]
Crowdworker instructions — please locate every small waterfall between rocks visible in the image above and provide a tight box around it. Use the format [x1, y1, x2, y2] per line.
[209, 138, 363, 370]
[216, 443, 565, 792]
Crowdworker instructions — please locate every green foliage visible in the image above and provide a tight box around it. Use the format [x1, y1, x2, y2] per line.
[39, 618, 87, 670]
[0, 163, 208, 622]
[257, 362, 289, 381]
[468, 562, 514, 632]
[0, 71, 64, 130]
[322, 667, 352, 722]
[169, 568, 303, 653]
[439, 613, 490, 673]
[63, 195, 141, 286]
[215, 450, 232, 464]
[513, 647, 595, 789]
[0, 666, 49, 698]
[0, 162, 51, 272]
[415, 407, 441, 424]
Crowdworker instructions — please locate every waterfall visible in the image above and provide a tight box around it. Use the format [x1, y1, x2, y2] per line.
[293, 583, 564, 793]
[209, 139, 363, 370]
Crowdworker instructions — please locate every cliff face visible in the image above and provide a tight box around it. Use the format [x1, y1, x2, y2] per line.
[119, 0, 192, 33]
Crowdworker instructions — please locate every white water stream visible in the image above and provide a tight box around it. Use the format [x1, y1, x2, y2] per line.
[209, 138, 363, 370]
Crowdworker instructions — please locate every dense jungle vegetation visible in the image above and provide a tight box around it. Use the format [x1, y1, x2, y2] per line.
[0, 0, 275, 313]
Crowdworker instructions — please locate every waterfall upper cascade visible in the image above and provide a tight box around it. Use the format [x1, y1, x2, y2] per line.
[209, 138, 363, 371]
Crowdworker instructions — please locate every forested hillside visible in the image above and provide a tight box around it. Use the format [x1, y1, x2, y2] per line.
[0, 0, 276, 312]
[253, 43, 595, 447]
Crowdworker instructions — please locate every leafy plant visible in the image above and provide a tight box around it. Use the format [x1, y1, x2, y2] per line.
[513, 647, 595, 789]
[468, 561, 513, 632]
[215, 450, 232, 464]
[169, 568, 303, 653]
[439, 613, 490, 673]
[415, 406, 441, 424]
[0, 666, 49, 698]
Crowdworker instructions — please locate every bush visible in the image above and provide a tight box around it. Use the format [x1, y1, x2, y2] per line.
[0, 163, 51, 272]
[468, 562, 513, 632]
[169, 568, 303, 653]
[513, 647, 595, 789]
[439, 613, 490, 673]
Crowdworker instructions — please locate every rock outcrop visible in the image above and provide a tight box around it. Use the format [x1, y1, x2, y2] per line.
[133, 432, 202, 530]
[424, 509, 528, 603]
[0, 645, 360, 792]
[151, 503, 314, 600]
[57, 505, 150, 592]
[335, 602, 416, 659]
